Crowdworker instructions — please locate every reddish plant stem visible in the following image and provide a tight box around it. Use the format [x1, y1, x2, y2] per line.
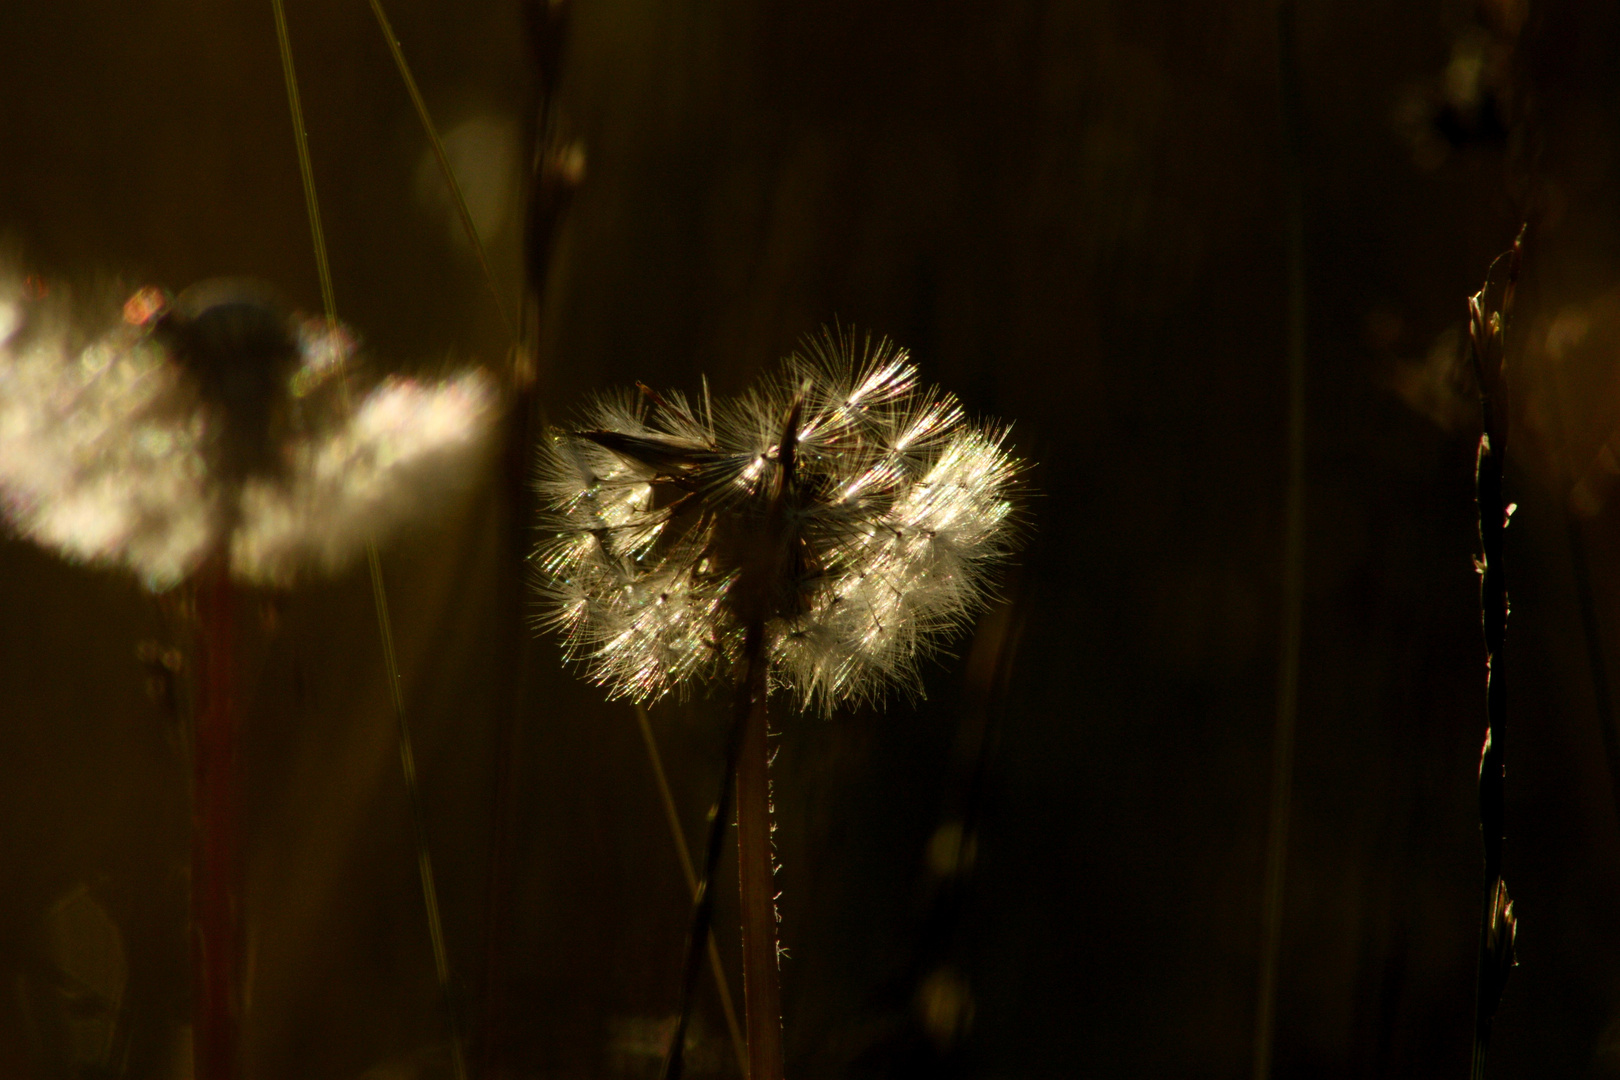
[735, 640, 783, 1080]
[192, 558, 240, 1080]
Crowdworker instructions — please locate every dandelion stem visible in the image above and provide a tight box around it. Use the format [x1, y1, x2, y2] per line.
[191, 556, 240, 1080]
[735, 625, 784, 1080]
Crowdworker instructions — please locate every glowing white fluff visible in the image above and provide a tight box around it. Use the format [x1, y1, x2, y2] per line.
[533, 330, 1023, 711]
[0, 280, 215, 588]
[0, 271, 498, 590]
[233, 370, 497, 585]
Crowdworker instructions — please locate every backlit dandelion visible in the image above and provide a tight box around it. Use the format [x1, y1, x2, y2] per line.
[532, 327, 1023, 1080]
[533, 329, 1023, 712]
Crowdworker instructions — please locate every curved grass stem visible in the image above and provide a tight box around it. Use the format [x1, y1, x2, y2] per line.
[663, 624, 774, 1080]
[271, 6, 468, 1077]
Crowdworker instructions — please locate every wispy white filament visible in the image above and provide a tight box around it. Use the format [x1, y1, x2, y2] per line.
[533, 331, 1023, 711]
[0, 270, 498, 590]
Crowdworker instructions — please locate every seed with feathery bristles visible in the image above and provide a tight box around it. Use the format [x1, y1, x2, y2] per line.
[531, 329, 1024, 712]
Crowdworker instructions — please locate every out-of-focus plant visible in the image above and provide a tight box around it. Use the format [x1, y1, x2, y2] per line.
[0, 272, 497, 590]
[0, 266, 497, 1080]
[531, 329, 1023, 1080]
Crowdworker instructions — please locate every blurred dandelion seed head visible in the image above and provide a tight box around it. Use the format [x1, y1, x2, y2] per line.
[0, 266, 499, 590]
[532, 329, 1024, 712]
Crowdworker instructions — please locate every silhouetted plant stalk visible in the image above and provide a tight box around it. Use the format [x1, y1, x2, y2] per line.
[1467, 227, 1524, 1080]
[663, 638, 761, 1080]
[634, 703, 749, 1073]
[484, 2, 585, 1069]
[532, 333, 1024, 1079]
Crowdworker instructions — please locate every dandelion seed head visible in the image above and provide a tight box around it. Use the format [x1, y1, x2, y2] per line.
[0, 266, 499, 589]
[232, 368, 498, 585]
[533, 328, 1024, 712]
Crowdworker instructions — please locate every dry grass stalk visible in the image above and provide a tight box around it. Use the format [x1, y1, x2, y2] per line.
[1467, 226, 1524, 1080]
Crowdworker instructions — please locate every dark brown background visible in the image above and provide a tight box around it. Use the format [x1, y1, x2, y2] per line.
[2, 1, 1619, 1077]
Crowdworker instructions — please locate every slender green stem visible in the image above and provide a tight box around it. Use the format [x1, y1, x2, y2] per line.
[270, 0, 336, 331]
[367, 548, 467, 1080]
[271, 6, 467, 1077]
[366, 0, 517, 342]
